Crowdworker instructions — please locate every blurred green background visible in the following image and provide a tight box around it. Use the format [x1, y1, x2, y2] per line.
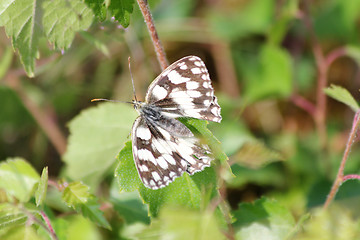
[2, 0, 360, 239]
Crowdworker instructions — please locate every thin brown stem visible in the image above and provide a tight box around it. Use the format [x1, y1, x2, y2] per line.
[302, 1, 329, 149]
[324, 110, 360, 209]
[4, 73, 67, 155]
[290, 94, 316, 117]
[137, 0, 168, 70]
[22, 207, 59, 240]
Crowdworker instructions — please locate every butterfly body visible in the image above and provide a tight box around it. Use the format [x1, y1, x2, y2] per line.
[131, 56, 221, 190]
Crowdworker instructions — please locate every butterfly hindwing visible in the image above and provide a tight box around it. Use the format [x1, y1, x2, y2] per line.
[132, 115, 212, 189]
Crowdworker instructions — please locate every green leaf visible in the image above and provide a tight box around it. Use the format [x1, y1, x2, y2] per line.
[110, 187, 150, 224]
[84, 0, 107, 21]
[233, 198, 296, 240]
[233, 140, 284, 169]
[0, 225, 44, 240]
[324, 84, 359, 112]
[108, 0, 135, 28]
[61, 181, 110, 229]
[42, 0, 93, 50]
[63, 102, 137, 186]
[137, 207, 224, 240]
[243, 44, 293, 103]
[0, 203, 27, 230]
[0, 47, 13, 80]
[0, 0, 93, 76]
[35, 167, 48, 207]
[0, 0, 42, 77]
[79, 199, 111, 230]
[79, 31, 110, 57]
[62, 181, 91, 208]
[139, 166, 217, 217]
[115, 141, 142, 192]
[0, 158, 40, 202]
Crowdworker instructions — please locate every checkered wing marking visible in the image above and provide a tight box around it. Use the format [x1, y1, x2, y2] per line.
[132, 116, 213, 190]
[145, 56, 222, 123]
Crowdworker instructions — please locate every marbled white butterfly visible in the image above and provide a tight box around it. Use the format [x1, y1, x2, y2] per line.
[131, 56, 221, 190]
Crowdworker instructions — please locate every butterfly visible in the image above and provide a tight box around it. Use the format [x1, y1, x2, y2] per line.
[131, 56, 221, 190]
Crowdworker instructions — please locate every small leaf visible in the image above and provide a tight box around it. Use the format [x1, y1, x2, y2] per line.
[108, 0, 135, 28]
[0, 203, 27, 230]
[79, 199, 111, 230]
[0, 47, 13, 80]
[137, 207, 224, 240]
[35, 167, 48, 207]
[0, 158, 40, 202]
[0, 0, 42, 77]
[84, 0, 107, 21]
[79, 31, 110, 57]
[42, 0, 94, 50]
[63, 102, 137, 186]
[233, 141, 284, 169]
[233, 198, 296, 240]
[62, 181, 91, 208]
[324, 84, 359, 112]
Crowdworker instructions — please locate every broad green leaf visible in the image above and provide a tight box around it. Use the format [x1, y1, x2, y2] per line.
[79, 31, 110, 57]
[295, 204, 360, 240]
[139, 166, 217, 217]
[0, 0, 42, 77]
[35, 167, 48, 207]
[233, 198, 296, 240]
[108, 0, 135, 28]
[324, 84, 359, 112]
[42, 0, 93, 50]
[232, 141, 284, 169]
[115, 141, 142, 192]
[78, 199, 111, 229]
[137, 207, 224, 240]
[63, 102, 137, 186]
[0, 203, 27, 230]
[62, 181, 91, 207]
[0, 158, 40, 202]
[243, 44, 293, 103]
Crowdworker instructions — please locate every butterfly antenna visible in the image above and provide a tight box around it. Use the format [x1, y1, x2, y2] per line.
[128, 56, 138, 102]
[91, 98, 133, 104]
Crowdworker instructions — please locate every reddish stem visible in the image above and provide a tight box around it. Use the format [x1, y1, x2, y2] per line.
[343, 174, 360, 182]
[324, 110, 360, 208]
[290, 94, 316, 117]
[137, 0, 169, 70]
[41, 211, 57, 239]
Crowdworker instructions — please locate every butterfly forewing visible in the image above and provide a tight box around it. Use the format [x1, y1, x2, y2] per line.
[132, 56, 221, 190]
[145, 56, 222, 123]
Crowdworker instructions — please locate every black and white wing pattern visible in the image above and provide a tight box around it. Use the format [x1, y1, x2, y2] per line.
[131, 56, 221, 190]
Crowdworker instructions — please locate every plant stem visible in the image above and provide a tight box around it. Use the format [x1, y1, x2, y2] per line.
[343, 174, 360, 182]
[324, 110, 360, 209]
[137, 0, 169, 70]
[40, 211, 57, 239]
[4, 72, 67, 155]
